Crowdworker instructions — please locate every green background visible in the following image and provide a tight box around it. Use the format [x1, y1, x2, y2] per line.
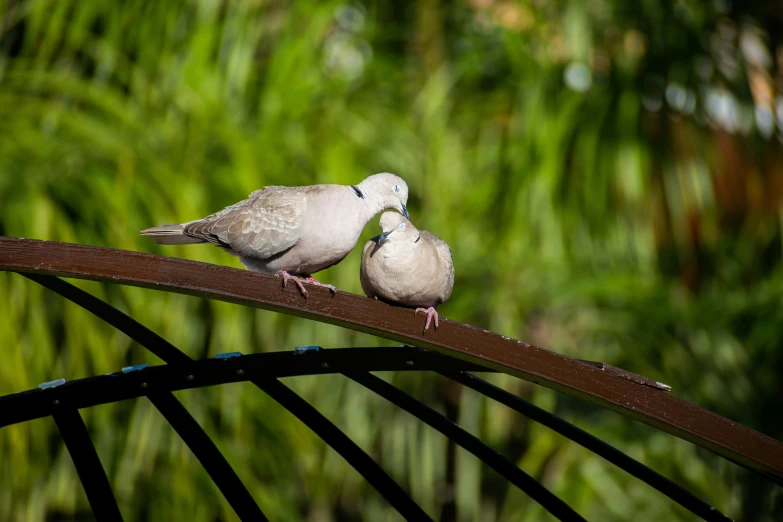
[1, 0, 782, 520]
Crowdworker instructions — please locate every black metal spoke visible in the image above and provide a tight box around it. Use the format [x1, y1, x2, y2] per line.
[443, 371, 731, 522]
[345, 372, 587, 522]
[52, 408, 123, 521]
[253, 377, 433, 522]
[147, 392, 267, 522]
[23, 274, 193, 365]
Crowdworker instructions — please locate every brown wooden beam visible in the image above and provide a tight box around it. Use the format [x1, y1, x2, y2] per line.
[1, 236, 781, 483]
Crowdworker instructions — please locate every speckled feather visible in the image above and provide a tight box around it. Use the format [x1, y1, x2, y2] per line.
[183, 186, 307, 260]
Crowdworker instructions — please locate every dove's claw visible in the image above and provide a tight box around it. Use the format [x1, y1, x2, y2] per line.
[303, 275, 337, 294]
[281, 270, 308, 298]
[415, 307, 439, 333]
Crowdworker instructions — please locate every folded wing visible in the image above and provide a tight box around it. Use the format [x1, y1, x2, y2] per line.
[184, 187, 305, 260]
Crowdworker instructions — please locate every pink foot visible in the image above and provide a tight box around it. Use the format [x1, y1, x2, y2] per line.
[415, 307, 439, 333]
[280, 270, 308, 298]
[303, 275, 337, 294]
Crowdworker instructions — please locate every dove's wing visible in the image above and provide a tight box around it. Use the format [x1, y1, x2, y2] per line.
[421, 231, 454, 304]
[184, 186, 306, 260]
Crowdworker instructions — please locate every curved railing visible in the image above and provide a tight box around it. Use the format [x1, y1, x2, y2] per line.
[1, 236, 781, 521]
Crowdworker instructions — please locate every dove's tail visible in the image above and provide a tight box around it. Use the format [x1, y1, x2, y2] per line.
[140, 224, 205, 245]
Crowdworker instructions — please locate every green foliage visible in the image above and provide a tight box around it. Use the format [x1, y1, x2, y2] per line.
[1, 0, 782, 520]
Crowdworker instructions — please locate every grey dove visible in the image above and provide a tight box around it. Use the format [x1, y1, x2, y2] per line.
[360, 211, 454, 332]
[141, 173, 409, 297]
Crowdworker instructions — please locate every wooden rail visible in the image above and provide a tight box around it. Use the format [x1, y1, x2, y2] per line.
[1, 236, 781, 485]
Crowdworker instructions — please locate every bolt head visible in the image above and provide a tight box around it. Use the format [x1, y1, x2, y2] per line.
[186, 374, 195, 381]
[406, 360, 415, 367]
[140, 382, 149, 389]
[236, 369, 245, 376]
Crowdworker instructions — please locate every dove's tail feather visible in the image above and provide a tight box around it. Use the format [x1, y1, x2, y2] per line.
[140, 224, 205, 245]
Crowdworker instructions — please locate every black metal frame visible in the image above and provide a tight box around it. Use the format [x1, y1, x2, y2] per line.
[252, 377, 433, 521]
[52, 407, 124, 521]
[346, 371, 587, 521]
[442, 371, 727, 521]
[0, 275, 736, 521]
[147, 392, 268, 521]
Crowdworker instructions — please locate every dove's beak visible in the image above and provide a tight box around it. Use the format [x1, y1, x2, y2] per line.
[400, 202, 410, 220]
[378, 223, 405, 245]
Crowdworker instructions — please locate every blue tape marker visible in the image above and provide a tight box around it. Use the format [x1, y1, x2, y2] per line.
[294, 345, 322, 354]
[39, 378, 66, 390]
[122, 364, 148, 373]
[215, 352, 242, 359]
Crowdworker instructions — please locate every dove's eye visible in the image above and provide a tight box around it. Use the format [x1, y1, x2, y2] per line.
[393, 184, 400, 193]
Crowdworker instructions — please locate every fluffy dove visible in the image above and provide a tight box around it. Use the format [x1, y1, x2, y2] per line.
[360, 212, 454, 332]
[141, 173, 409, 297]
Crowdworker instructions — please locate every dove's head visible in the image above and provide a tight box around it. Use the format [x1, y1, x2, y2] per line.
[376, 211, 419, 246]
[358, 173, 410, 219]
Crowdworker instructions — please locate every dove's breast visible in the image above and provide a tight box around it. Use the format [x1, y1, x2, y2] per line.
[257, 188, 368, 275]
